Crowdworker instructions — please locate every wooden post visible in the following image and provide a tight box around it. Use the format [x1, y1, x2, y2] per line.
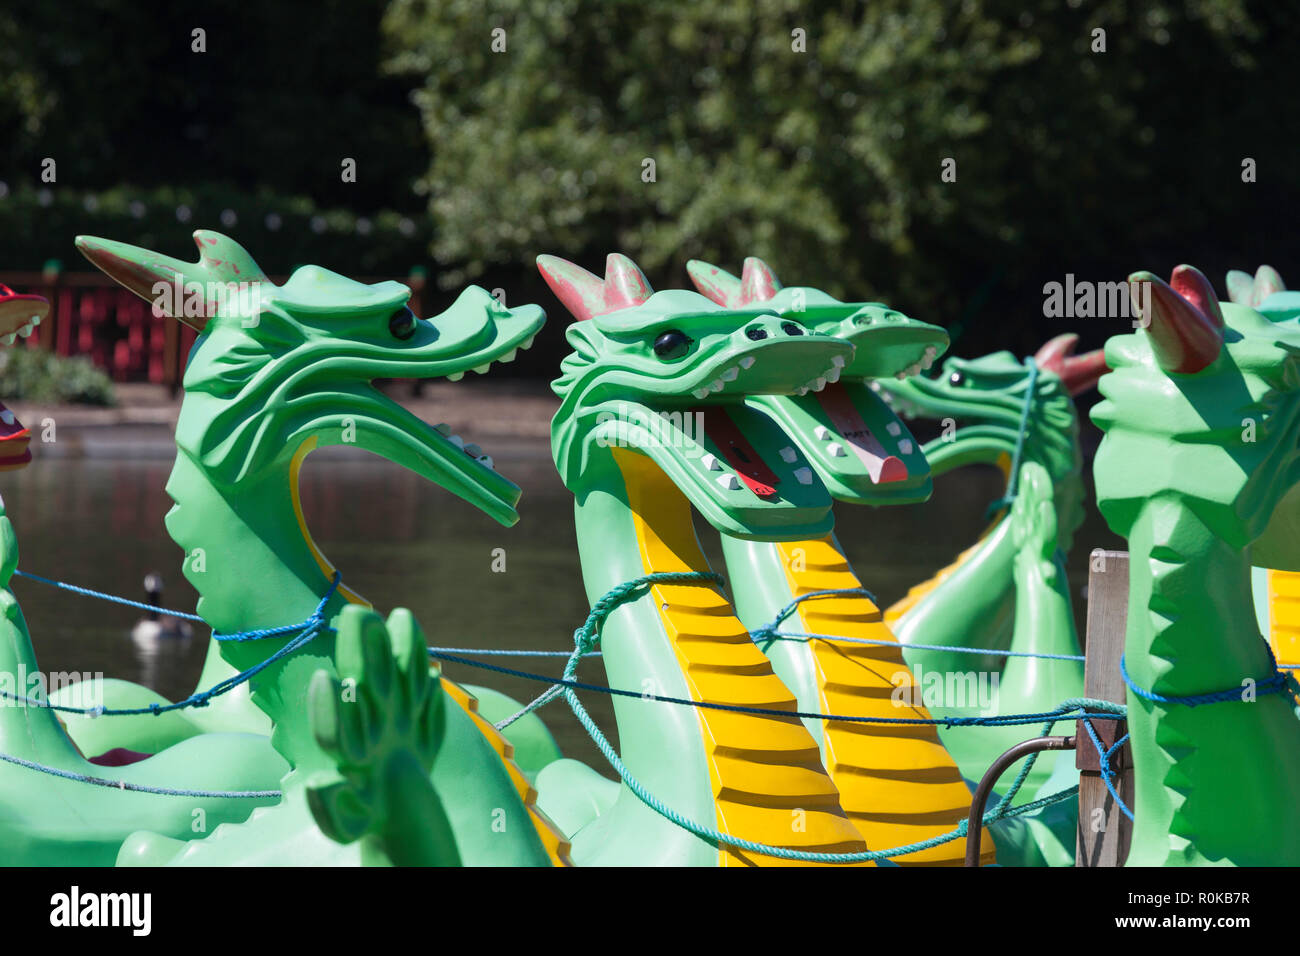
[1076, 549, 1134, 866]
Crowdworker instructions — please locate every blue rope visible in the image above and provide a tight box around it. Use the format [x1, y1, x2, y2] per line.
[1120, 649, 1293, 707]
[984, 357, 1039, 519]
[771, 630, 1085, 661]
[428, 647, 600, 658]
[1079, 715, 1134, 821]
[12, 569, 205, 622]
[0, 574, 341, 717]
[431, 649, 1123, 730]
[749, 586, 1086, 662]
[0, 751, 280, 799]
[750, 586, 878, 648]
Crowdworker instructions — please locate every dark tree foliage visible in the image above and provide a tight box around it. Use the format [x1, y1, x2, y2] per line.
[386, 0, 1295, 367]
[0, 1, 1296, 376]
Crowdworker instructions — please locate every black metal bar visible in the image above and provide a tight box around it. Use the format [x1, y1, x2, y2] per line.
[964, 735, 1076, 867]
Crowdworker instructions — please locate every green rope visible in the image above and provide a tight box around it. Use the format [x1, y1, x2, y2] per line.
[542, 571, 1116, 863]
[985, 356, 1039, 519]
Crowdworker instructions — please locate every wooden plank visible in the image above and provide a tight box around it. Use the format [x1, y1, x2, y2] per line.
[1076, 549, 1134, 866]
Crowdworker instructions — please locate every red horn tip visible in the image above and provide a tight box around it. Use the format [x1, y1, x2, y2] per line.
[1134, 270, 1224, 374]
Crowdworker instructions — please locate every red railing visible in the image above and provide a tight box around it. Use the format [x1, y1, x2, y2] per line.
[0, 270, 426, 391]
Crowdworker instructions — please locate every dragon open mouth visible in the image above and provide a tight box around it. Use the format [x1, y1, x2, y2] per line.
[684, 257, 948, 505]
[580, 331, 856, 540]
[351, 293, 546, 528]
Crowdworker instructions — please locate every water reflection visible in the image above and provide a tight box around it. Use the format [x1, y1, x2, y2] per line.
[1, 450, 1122, 769]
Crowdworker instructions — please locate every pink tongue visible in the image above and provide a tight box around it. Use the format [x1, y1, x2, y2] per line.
[815, 383, 908, 484]
[700, 408, 780, 498]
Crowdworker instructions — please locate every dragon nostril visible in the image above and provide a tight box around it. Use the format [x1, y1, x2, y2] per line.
[745, 327, 768, 341]
[781, 322, 805, 336]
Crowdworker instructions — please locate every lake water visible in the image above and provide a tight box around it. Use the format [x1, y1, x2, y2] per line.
[1, 446, 1123, 769]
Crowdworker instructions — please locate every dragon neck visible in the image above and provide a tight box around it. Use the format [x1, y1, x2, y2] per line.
[164, 401, 361, 775]
[1122, 499, 1300, 865]
[568, 446, 865, 866]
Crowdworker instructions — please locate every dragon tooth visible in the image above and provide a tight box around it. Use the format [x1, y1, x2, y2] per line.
[814, 425, 832, 440]
[31, 314, 41, 325]
[449, 435, 465, 449]
[899, 440, 913, 454]
[701, 453, 722, 471]
[0, 410, 12, 425]
[869, 381, 882, 392]
[499, 348, 518, 363]
[826, 442, 846, 457]
[825, 366, 842, 383]
[778, 446, 798, 463]
[796, 386, 809, 396]
[716, 473, 740, 491]
[886, 422, 902, 436]
[448, 371, 465, 382]
[521, 334, 537, 350]
[478, 455, 495, 470]
[894, 370, 907, 380]
[721, 366, 739, 382]
[465, 443, 483, 457]
[831, 355, 847, 368]
[692, 386, 711, 400]
[473, 362, 492, 374]
[434, 423, 452, 436]
[709, 378, 725, 393]
[739, 355, 755, 369]
[1, 334, 13, 346]
[18, 323, 34, 338]
[793, 467, 813, 485]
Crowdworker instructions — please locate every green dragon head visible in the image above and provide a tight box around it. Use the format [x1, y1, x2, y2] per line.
[686, 257, 949, 506]
[542, 253, 856, 539]
[877, 333, 1105, 550]
[76, 231, 544, 527]
[1092, 265, 1300, 566]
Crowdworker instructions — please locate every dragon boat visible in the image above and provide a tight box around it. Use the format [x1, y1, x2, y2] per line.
[0, 231, 1293, 867]
[2, 231, 568, 865]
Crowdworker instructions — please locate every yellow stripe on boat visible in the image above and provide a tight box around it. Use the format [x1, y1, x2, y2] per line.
[776, 536, 995, 866]
[615, 448, 869, 867]
[441, 678, 574, 866]
[1266, 568, 1300, 703]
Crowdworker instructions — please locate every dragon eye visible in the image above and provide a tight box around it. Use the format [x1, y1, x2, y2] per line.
[653, 329, 692, 360]
[389, 306, 417, 340]
[949, 371, 966, 387]
[781, 322, 805, 336]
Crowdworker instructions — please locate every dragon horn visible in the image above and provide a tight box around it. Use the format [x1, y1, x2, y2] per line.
[1169, 264, 1224, 329]
[1033, 333, 1108, 396]
[686, 259, 743, 307]
[536, 253, 654, 320]
[1129, 269, 1223, 374]
[75, 230, 270, 333]
[1226, 269, 1255, 306]
[603, 253, 653, 311]
[1254, 265, 1286, 304]
[739, 257, 781, 304]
